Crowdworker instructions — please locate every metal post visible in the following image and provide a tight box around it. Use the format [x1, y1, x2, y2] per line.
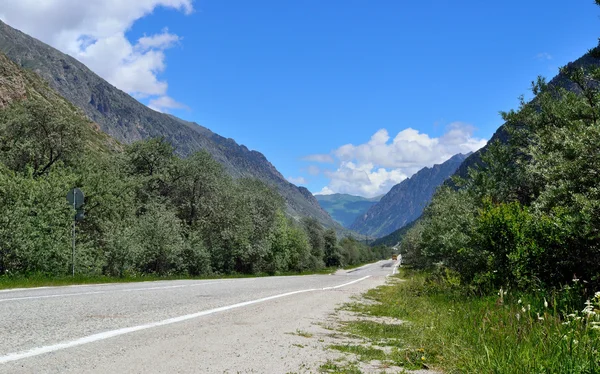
[72, 193, 76, 277]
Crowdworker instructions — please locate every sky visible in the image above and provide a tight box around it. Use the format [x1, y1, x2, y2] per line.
[1, 1, 599, 197]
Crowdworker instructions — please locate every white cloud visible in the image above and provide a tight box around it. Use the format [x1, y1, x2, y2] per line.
[315, 186, 335, 195]
[149, 95, 189, 112]
[287, 176, 307, 185]
[302, 154, 335, 163]
[313, 123, 487, 198]
[0, 0, 192, 109]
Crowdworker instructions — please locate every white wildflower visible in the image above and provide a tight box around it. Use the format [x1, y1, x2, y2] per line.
[544, 298, 548, 308]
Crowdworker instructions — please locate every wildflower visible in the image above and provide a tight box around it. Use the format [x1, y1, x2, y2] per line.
[583, 300, 594, 316]
[522, 307, 526, 313]
[516, 313, 520, 321]
[518, 299, 522, 304]
[573, 277, 580, 283]
[594, 291, 600, 300]
[537, 313, 544, 321]
[544, 298, 548, 308]
[527, 304, 531, 311]
[421, 356, 426, 361]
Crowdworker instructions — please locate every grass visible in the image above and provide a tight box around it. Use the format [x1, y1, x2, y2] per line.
[0, 266, 338, 290]
[293, 329, 314, 338]
[329, 345, 388, 362]
[319, 359, 362, 374]
[335, 267, 600, 373]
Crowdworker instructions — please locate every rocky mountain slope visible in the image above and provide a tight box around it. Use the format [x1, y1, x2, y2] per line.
[351, 153, 469, 237]
[0, 52, 118, 154]
[0, 20, 341, 230]
[315, 194, 381, 228]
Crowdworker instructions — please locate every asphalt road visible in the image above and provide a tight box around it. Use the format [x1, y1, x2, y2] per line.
[0, 260, 399, 373]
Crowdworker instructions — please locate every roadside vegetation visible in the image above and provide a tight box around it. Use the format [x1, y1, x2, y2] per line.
[330, 268, 600, 374]
[0, 69, 391, 281]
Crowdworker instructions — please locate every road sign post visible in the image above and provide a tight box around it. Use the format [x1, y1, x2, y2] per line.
[66, 188, 84, 277]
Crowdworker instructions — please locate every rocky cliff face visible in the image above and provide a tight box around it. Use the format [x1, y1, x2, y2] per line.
[351, 153, 469, 237]
[0, 54, 26, 108]
[0, 20, 341, 231]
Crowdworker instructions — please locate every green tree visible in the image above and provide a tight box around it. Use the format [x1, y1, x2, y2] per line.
[0, 100, 85, 176]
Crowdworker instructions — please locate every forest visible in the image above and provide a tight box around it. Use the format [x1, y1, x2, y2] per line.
[0, 98, 390, 278]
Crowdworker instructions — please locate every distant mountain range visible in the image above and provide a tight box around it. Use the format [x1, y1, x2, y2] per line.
[350, 153, 470, 238]
[0, 20, 344, 232]
[315, 194, 381, 228]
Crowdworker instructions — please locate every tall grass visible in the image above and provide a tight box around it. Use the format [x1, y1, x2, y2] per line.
[341, 268, 600, 373]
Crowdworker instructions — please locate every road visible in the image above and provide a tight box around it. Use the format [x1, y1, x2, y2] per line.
[0, 260, 399, 373]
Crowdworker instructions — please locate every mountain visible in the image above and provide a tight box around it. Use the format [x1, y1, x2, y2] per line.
[0, 20, 342, 231]
[0, 52, 118, 155]
[315, 194, 381, 228]
[350, 153, 470, 238]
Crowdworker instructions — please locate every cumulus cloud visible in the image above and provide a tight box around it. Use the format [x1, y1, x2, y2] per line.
[0, 0, 192, 110]
[312, 123, 487, 198]
[315, 186, 335, 196]
[287, 176, 307, 185]
[302, 154, 335, 163]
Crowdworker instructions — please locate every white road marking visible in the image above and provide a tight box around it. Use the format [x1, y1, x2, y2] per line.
[0, 276, 372, 364]
[0, 281, 230, 303]
[0, 278, 239, 294]
[322, 276, 370, 290]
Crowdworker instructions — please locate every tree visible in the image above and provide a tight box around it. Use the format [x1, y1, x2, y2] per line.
[301, 217, 325, 269]
[0, 100, 84, 176]
[323, 228, 342, 267]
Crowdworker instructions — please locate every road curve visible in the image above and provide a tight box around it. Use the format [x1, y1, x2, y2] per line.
[0, 260, 398, 373]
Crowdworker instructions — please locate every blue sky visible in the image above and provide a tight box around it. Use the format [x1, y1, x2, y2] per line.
[2, 0, 599, 197]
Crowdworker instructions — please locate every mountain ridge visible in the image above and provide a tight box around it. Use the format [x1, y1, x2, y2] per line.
[0, 19, 343, 231]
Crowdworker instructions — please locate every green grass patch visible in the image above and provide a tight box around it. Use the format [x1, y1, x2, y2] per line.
[319, 359, 362, 374]
[338, 268, 600, 373]
[329, 344, 387, 362]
